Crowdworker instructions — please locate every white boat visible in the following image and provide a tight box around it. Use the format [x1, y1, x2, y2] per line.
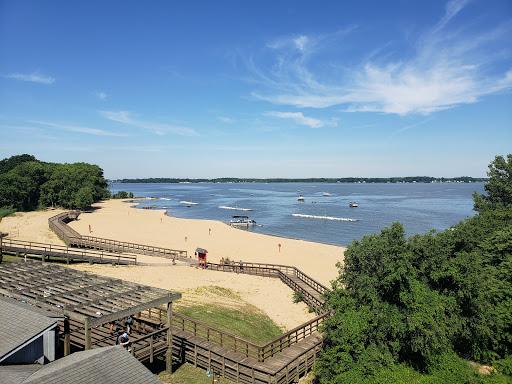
[180, 201, 198, 207]
[322, 192, 332, 197]
[349, 202, 359, 208]
[297, 195, 305, 202]
[229, 215, 256, 228]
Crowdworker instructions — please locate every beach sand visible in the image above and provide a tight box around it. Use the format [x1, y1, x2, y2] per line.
[0, 199, 345, 329]
[70, 263, 315, 330]
[67, 199, 345, 285]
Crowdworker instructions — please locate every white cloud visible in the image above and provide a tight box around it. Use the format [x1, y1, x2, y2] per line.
[4, 72, 55, 84]
[264, 111, 325, 128]
[249, 1, 512, 115]
[29, 120, 128, 137]
[100, 110, 198, 136]
[96, 91, 108, 100]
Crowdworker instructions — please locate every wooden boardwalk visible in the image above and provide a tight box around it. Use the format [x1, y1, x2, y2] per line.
[43, 210, 331, 383]
[0, 238, 137, 265]
[49, 211, 189, 261]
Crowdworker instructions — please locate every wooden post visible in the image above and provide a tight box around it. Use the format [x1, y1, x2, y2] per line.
[63, 318, 70, 356]
[166, 302, 173, 373]
[149, 336, 154, 363]
[84, 317, 91, 350]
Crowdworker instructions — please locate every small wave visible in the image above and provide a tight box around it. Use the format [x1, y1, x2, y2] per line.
[292, 213, 358, 222]
[218, 205, 253, 211]
[180, 201, 198, 205]
[160, 197, 172, 201]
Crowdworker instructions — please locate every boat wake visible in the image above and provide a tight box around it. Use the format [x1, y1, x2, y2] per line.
[180, 201, 198, 205]
[292, 213, 358, 222]
[218, 205, 253, 212]
[160, 197, 172, 201]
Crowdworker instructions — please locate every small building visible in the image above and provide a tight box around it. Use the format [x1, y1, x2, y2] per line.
[0, 346, 162, 384]
[195, 247, 208, 268]
[0, 297, 61, 365]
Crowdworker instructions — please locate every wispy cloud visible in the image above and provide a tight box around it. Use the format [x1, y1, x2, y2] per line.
[4, 72, 55, 85]
[100, 110, 198, 136]
[264, 111, 327, 128]
[95, 91, 108, 100]
[29, 120, 128, 137]
[248, 0, 512, 115]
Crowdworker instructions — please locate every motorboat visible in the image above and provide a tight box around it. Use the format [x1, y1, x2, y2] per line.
[297, 195, 305, 202]
[349, 202, 359, 208]
[229, 215, 256, 228]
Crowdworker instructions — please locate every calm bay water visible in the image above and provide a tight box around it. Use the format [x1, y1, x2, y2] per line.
[110, 182, 484, 246]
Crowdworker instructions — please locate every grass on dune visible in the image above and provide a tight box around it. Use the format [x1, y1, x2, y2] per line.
[175, 286, 283, 344]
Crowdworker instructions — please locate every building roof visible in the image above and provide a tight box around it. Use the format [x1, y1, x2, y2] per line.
[20, 346, 162, 384]
[0, 365, 41, 384]
[0, 261, 181, 327]
[0, 297, 58, 362]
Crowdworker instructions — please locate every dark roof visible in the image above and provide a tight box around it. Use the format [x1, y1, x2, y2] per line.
[0, 365, 41, 384]
[21, 346, 162, 384]
[0, 297, 58, 361]
[195, 247, 208, 253]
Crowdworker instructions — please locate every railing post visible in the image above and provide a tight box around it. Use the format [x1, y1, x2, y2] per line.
[149, 335, 154, 363]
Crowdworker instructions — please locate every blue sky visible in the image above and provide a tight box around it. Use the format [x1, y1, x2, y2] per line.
[0, 0, 511, 178]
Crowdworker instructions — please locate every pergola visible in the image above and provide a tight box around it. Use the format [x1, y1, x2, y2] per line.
[0, 261, 181, 371]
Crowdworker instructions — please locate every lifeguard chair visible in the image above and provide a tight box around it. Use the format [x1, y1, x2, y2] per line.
[195, 247, 208, 269]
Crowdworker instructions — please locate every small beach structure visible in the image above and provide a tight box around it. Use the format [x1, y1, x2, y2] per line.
[195, 247, 208, 268]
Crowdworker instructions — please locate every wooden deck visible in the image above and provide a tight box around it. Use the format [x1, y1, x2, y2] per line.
[0, 238, 137, 265]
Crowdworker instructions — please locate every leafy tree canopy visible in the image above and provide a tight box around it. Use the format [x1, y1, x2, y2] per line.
[0, 155, 110, 211]
[316, 154, 512, 383]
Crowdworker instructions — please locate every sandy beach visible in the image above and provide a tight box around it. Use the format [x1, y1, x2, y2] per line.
[0, 199, 344, 329]
[66, 199, 345, 285]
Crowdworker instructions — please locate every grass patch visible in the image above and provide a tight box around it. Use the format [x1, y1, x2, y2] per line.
[0, 254, 23, 263]
[0, 207, 15, 221]
[159, 363, 234, 384]
[178, 304, 282, 344]
[175, 286, 283, 344]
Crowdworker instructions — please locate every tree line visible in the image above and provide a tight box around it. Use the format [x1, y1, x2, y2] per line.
[113, 176, 486, 184]
[0, 154, 110, 211]
[316, 154, 512, 383]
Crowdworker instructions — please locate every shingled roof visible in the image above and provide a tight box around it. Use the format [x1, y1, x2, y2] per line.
[0, 365, 42, 384]
[20, 346, 162, 384]
[0, 297, 58, 362]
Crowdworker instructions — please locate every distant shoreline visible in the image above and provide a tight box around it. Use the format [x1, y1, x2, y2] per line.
[111, 177, 487, 184]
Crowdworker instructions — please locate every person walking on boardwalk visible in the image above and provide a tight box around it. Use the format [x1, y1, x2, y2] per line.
[239, 259, 244, 272]
[124, 315, 134, 334]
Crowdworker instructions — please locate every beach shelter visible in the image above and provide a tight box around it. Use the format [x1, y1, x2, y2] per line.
[195, 247, 208, 268]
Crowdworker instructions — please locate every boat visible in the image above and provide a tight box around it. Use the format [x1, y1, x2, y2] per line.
[180, 200, 198, 207]
[229, 215, 256, 228]
[349, 202, 359, 208]
[322, 192, 332, 197]
[297, 195, 305, 202]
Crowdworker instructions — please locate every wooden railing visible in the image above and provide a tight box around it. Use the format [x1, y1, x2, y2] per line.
[48, 211, 188, 260]
[259, 312, 328, 361]
[1, 238, 137, 265]
[207, 261, 327, 312]
[139, 305, 327, 363]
